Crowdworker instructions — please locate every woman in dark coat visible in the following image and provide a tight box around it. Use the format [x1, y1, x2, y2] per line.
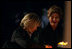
[2, 13, 42, 48]
[41, 5, 63, 48]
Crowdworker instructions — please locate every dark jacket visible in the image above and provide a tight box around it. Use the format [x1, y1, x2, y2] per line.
[40, 22, 63, 48]
[2, 26, 43, 48]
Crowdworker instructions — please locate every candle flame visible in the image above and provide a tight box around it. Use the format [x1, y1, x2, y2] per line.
[45, 45, 53, 48]
[58, 42, 68, 46]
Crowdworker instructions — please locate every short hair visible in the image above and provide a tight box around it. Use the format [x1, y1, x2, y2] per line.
[20, 13, 41, 29]
[48, 5, 63, 18]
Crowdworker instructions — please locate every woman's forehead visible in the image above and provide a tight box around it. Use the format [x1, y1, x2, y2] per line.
[51, 13, 60, 17]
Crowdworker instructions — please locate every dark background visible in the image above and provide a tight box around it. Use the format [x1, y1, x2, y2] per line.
[0, 1, 65, 47]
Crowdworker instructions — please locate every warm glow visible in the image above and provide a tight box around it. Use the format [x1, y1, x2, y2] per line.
[58, 42, 68, 46]
[45, 45, 53, 48]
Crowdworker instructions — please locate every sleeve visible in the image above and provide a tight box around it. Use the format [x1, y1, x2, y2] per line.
[11, 29, 27, 48]
[2, 41, 9, 48]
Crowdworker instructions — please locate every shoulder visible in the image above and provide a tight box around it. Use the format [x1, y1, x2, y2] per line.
[11, 26, 26, 42]
[13, 26, 25, 36]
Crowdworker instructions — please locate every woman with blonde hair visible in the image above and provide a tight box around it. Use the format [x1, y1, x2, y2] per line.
[2, 13, 41, 48]
[20, 13, 41, 36]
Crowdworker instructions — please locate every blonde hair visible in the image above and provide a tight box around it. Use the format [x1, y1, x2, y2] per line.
[20, 13, 41, 29]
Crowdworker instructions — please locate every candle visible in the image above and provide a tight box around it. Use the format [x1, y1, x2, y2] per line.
[57, 41, 68, 48]
[45, 45, 53, 48]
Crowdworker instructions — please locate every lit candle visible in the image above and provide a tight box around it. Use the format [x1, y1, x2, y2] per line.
[45, 45, 53, 48]
[57, 41, 68, 48]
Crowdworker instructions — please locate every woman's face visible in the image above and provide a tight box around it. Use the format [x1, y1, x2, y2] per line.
[28, 23, 39, 33]
[49, 13, 60, 27]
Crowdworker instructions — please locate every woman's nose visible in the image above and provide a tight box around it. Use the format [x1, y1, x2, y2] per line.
[53, 18, 56, 22]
